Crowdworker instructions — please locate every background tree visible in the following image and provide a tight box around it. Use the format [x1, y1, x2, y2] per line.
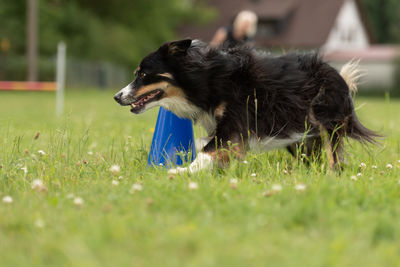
[0, 0, 214, 69]
[361, 0, 400, 43]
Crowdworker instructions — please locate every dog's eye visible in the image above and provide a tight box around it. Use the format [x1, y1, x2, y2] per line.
[140, 72, 146, 79]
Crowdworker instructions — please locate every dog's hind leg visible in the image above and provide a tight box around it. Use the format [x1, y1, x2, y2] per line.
[309, 79, 351, 169]
[317, 125, 345, 170]
[327, 128, 345, 168]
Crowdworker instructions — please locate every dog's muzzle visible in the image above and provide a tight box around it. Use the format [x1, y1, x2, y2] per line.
[114, 83, 134, 106]
[114, 83, 165, 114]
[113, 92, 124, 104]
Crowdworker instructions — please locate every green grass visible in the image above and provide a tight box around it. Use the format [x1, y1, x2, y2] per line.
[1, 90, 400, 266]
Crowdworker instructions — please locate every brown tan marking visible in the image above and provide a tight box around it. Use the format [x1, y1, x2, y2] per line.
[206, 144, 243, 166]
[325, 140, 335, 169]
[319, 125, 335, 169]
[164, 84, 185, 98]
[168, 44, 181, 54]
[214, 102, 227, 118]
[158, 73, 173, 79]
[134, 81, 169, 98]
[134, 66, 141, 76]
[135, 81, 185, 100]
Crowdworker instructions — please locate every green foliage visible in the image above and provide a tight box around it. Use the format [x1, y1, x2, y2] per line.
[0, 0, 215, 68]
[361, 0, 400, 43]
[394, 57, 400, 94]
[0, 56, 54, 81]
[1, 92, 400, 266]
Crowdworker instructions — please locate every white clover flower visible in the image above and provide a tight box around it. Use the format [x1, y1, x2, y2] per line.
[357, 172, 362, 177]
[130, 183, 143, 194]
[359, 163, 366, 170]
[351, 175, 357, 181]
[295, 183, 307, 191]
[21, 166, 28, 174]
[230, 178, 238, 189]
[250, 173, 257, 177]
[73, 197, 84, 207]
[118, 176, 124, 180]
[2, 196, 13, 204]
[34, 219, 45, 228]
[386, 164, 393, 170]
[37, 150, 46, 156]
[372, 165, 377, 169]
[230, 178, 238, 184]
[111, 180, 119, 186]
[271, 184, 282, 192]
[243, 160, 248, 164]
[109, 165, 120, 175]
[188, 182, 199, 190]
[283, 170, 288, 174]
[31, 179, 47, 192]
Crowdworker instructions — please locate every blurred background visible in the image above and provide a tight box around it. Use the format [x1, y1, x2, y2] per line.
[0, 0, 399, 92]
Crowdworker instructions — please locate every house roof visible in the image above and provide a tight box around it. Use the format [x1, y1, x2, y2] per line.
[178, 0, 373, 48]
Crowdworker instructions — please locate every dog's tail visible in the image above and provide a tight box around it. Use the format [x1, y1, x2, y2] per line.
[339, 60, 380, 143]
[340, 59, 363, 95]
[347, 111, 380, 144]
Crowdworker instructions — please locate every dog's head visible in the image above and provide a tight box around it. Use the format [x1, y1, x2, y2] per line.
[114, 39, 193, 115]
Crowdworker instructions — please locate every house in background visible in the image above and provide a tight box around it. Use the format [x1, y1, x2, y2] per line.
[178, 0, 399, 89]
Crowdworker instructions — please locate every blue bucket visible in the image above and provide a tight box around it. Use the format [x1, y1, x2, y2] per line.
[148, 107, 196, 167]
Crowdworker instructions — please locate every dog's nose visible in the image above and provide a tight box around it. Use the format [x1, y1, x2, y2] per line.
[114, 92, 123, 103]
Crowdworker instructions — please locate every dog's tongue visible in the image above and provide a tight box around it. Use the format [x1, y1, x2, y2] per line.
[131, 91, 159, 108]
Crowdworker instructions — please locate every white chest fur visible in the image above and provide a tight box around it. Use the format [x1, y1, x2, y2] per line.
[196, 112, 217, 136]
[156, 96, 201, 119]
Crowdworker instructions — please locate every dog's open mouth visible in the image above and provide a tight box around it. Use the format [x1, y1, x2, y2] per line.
[130, 89, 164, 113]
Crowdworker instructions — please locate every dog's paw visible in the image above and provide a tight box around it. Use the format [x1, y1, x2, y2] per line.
[168, 167, 189, 174]
[167, 152, 213, 175]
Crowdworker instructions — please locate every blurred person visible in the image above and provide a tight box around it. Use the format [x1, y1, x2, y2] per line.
[210, 10, 258, 48]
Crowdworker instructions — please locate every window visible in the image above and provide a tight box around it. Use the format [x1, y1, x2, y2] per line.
[257, 21, 277, 37]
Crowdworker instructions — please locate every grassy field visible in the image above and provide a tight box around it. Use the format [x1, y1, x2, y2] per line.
[1, 90, 400, 266]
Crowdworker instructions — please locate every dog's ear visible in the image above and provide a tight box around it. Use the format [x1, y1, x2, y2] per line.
[159, 39, 192, 56]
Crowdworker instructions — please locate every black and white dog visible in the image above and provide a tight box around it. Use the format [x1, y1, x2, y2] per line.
[114, 39, 378, 173]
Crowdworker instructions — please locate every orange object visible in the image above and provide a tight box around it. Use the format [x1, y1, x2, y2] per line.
[0, 81, 57, 91]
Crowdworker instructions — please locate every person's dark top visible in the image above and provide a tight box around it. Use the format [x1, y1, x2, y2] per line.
[222, 26, 251, 48]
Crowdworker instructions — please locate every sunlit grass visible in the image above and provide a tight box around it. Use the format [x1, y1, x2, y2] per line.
[1, 90, 400, 266]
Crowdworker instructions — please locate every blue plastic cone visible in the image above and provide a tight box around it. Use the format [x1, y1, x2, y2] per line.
[148, 107, 196, 167]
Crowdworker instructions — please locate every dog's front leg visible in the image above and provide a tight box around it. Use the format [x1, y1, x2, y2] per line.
[168, 151, 214, 174]
[168, 123, 244, 174]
